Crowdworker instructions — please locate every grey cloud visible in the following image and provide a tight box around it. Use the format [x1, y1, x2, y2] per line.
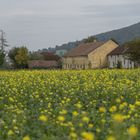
[0, 0, 140, 50]
[84, 3, 140, 18]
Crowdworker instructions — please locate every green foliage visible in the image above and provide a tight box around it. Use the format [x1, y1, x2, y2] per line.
[15, 47, 29, 67]
[29, 52, 44, 60]
[42, 53, 60, 61]
[8, 47, 29, 68]
[0, 50, 5, 66]
[88, 61, 92, 69]
[124, 38, 140, 65]
[84, 36, 98, 43]
[117, 61, 122, 69]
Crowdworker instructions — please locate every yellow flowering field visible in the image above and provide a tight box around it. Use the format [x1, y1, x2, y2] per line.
[0, 69, 140, 140]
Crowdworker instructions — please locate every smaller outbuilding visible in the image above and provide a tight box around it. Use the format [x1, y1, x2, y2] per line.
[28, 60, 59, 69]
[108, 46, 134, 69]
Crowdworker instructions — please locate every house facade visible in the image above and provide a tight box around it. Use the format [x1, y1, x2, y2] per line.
[63, 40, 119, 69]
[108, 47, 134, 69]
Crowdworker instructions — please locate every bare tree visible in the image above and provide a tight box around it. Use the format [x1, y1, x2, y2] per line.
[0, 30, 9, 52]
[0, 30, 9, 66]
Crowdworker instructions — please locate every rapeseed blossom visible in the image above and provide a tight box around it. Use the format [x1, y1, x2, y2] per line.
[39, 115, 48, 122]
[112, 114, 124, 123]
[128, 126, 138, 137]
[23, 135, 30, 140]
[0, 69, 139, 140]
[81, 132, 94, 140]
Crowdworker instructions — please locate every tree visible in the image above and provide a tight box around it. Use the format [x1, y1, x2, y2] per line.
[42, 52, 60, 61]
[117, 61, 122, 69]
[0, 50, 5, 66]
[0, 30, 9, 66]
[15, 47, 29, 68]
[124, 39, 140, 66]
[8, 47, 29, 68]
[0, 30, 9, 51]
[84, 36, 98, 43]
[29, 52, 44, 60]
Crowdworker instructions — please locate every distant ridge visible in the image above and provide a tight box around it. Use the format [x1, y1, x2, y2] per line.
[95, 22, 140, 44]
[55, 22, 140, 51]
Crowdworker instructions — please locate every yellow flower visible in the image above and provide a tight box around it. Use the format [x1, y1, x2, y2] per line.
[96, 128, 101, 133]
[70, 127, 75, 131]
[112, 114, 124, 123]
[129, 104, 135, 111]
[128, 126, 138, 137]
[79, 123, 83, 127]
[119, 104, 125, 110]
[39, 115, 48, 122]
[8, 130, 14, 135]
[68, 121, 73, 126]
[99, 107, 106, 113]
[82, 117, 90, 123]
[57, 116, 65, 122]
[60, 109, 67, 115]
[88, 124, 94, 128]
[116, 98, 121, 103]
[72, 111, 79, 117]
[81, 132, 94, 140]
[109, 106, 117, 113]
[75, 103, 82, 109]
[106, 136, 116, 140]
[23, 135, 30, 140]
[101, 119, 106, 123]
[135, 101, 140, 106]
[70, 132, 77, 138]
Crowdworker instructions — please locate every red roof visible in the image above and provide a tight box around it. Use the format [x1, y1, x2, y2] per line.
[28, 60, 58, 68]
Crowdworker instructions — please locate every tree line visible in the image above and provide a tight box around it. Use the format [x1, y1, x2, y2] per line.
[0, 31, 140, 69]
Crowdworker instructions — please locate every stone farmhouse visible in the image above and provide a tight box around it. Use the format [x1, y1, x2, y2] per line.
[108, 46, 134, 68]
[63, 39, 119, 69]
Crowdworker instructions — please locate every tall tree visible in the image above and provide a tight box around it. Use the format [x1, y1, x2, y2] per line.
[0, 30, 9, 66]
[15, 47, 29, 68]
[124, 39, 140, 66]
[0, 30, 9, 51]
[0, 50, 5, 66]
[8, 47, 29, 68]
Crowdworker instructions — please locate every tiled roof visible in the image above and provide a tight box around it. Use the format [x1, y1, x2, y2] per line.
[28, 60, 58, 68]
[108, 46, 127, 55]
[64, 41, 106, 57]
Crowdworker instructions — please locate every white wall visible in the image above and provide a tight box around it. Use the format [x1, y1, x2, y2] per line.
[108, 55, 134, 68]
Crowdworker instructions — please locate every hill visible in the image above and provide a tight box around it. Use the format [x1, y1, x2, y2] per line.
[95, 22, 140, 44]
[55, 22, 140, 51]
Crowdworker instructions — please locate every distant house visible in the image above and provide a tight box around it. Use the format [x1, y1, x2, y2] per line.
[55, 49, 68, 57]
[63, 39, 118, 69]
[28, 60, 59, 69]
[108, 46, 134, 69]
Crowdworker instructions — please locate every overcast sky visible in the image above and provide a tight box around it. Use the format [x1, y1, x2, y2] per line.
[0, 0, 140, 51]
